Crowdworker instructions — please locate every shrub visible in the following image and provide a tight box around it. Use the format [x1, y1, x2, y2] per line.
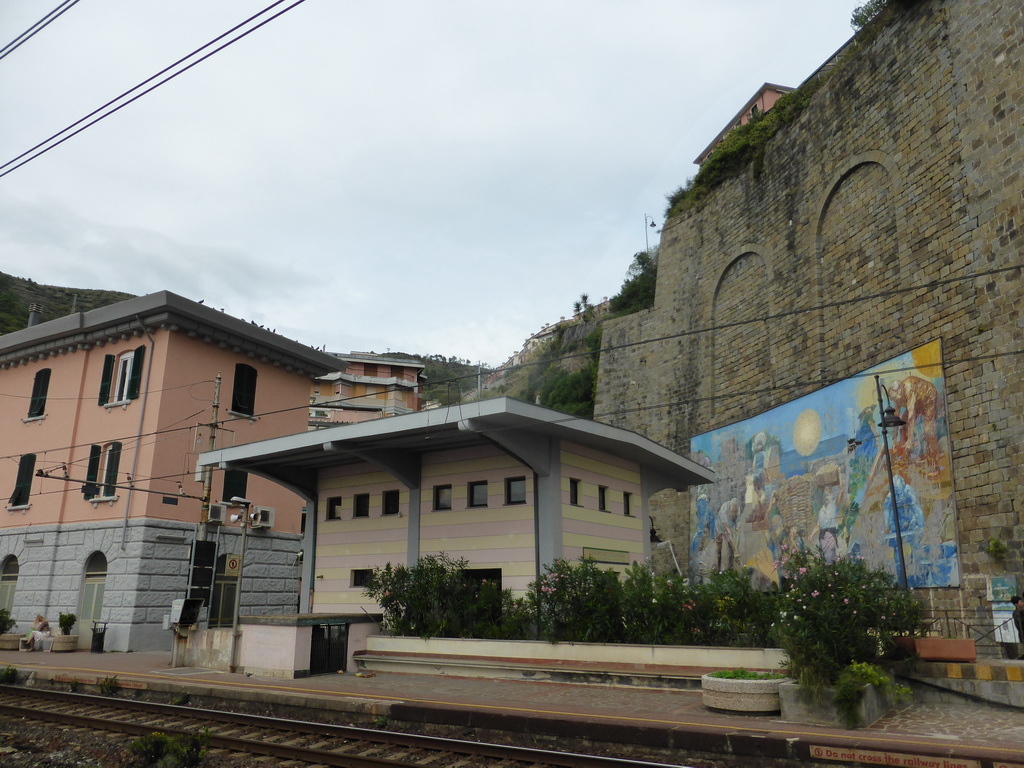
[58, 613, 76, 635]
[129, 730, 209, 767]
[0, 609, 16, 635]
[0, 666, 16, 684]
[834, 662, 909, 728]
[708, 668, 784, 680]
[528, 558, 622, 643]
[365, 554, 527, 639]
[774, 548, 921, 691]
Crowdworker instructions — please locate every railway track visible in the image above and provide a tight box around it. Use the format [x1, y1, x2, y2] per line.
[0, 685, 690, 767]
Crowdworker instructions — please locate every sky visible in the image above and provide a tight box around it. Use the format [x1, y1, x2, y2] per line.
[0, 1, 862, 367]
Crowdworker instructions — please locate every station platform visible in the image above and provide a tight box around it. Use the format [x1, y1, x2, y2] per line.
[0, 649, 1022, 767]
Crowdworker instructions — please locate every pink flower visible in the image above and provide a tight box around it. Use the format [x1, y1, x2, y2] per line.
[811, 590, 820, 597]
[844, 598, 850, 604]
[799, 567, 807, 574]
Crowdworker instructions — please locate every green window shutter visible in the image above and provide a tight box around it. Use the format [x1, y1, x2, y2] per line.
[28, 368, 51, 417]
[103, 442, 122, 496]
[127, 345, 145, 400]
[9, 454, 36, 507]
[98, 355, 114, 405]
[83, 445, 101, 499]
[222, 470, 248, 503]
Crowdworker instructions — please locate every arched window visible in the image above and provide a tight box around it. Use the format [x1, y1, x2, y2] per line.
[0, 557, 19, 614]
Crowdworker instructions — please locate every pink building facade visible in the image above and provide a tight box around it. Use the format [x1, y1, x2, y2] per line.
[0, 292, 341, 651]
[197, 398, 714, 616]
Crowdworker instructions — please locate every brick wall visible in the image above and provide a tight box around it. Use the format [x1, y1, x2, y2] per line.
[595, 0, 1024, 611]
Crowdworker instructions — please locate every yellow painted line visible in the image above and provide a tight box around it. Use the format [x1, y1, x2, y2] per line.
[1006, 666, 1023, 682]
[977, 665, 993, 681]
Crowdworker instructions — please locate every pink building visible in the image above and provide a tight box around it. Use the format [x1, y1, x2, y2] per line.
[198, 398, 715, 616]
[0, 292, 341, 651]
[309, 352, 425, 427]
[693, 82, 794, 166]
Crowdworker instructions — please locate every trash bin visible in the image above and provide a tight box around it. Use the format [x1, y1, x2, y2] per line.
[91, 621, 107, 653]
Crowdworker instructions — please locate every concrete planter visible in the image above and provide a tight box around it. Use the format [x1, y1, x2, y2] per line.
[913, 637, 976, 662]
[49, 635, 79, 653]
[780, 681, 893, 728]
[0, 634, 22, 651]
[701, 673, 786, 712]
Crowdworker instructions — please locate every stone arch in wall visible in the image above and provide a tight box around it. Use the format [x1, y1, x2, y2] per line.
[710, 248, 773, 415]
[813, 153, 902, 371]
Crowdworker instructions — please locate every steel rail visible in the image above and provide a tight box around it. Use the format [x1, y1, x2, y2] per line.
[0, 686, 688, 768]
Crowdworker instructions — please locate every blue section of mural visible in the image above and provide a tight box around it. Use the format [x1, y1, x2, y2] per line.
[689, 341, 960, 589]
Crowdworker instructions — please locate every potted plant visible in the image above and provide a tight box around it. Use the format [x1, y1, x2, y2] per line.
[0, 610, 19, 650]
[701, 668, 788, 712]
[50, 613, 78, 652]
[773, 548, 919, 728]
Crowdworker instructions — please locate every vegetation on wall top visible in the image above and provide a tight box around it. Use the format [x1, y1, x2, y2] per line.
[663, 0, 922, 220]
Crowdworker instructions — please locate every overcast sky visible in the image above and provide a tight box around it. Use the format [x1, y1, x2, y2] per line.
[1, 1, 860, 366]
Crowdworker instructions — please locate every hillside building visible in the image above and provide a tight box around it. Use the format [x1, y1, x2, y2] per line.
[309, 352, 425, 427]
[0, 292, 341, 651]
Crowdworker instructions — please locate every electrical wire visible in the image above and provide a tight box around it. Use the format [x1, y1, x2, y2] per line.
[0, 0, 81, 62]
[0, 0, 308, 179]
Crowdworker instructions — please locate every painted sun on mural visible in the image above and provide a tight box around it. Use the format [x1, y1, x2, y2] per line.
[690, 340, 960, 589]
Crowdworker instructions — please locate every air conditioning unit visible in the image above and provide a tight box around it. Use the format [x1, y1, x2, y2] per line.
[250, 506, 275, 529]
[207, 503, 228, 525]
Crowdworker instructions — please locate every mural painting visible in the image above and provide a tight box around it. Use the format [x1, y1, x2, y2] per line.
[689, 340, 959, 589]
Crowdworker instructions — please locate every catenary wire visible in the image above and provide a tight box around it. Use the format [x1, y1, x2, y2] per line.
[0, 0, 81, 62]
[0, 0, 307, 179]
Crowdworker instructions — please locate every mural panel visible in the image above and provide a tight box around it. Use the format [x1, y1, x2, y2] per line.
[690, 340, 959, 589]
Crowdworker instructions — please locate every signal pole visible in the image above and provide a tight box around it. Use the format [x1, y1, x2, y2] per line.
[198, 373, 222, 542]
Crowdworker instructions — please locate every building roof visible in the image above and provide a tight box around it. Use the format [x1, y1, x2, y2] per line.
[0, 290, 343, 376]
[197, 397, 716, 499]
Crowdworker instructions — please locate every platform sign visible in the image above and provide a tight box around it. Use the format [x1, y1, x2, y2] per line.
[225, 554, 242, 577]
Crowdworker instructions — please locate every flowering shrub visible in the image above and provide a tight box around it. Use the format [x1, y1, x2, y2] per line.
[366, 554, 522, 638]
[774, 548, 921, 690]
[528, 558, 622, 643]
[620, 564, 778, 646]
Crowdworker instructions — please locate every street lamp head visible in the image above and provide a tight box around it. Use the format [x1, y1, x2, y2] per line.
[881, 405, 906, 429]
[229, 496, 251, 507]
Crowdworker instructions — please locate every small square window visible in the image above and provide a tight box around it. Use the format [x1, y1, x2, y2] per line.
[569, 478, 580, 506]
[351, 569, 372, 588]
[433, 484, 452, 511]
[353, 493, 370, 518]
[468, 481, 488, 508]
[598, 485, 608, 512]
[383, 489, 400, 516]
[505, 476, 526, 505]
[326, 496, 342, 520]
[623, 492, 632, 517]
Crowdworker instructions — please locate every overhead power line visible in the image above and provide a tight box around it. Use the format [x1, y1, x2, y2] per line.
[0, 0, 82, 62]
[0, 0, 308, 180]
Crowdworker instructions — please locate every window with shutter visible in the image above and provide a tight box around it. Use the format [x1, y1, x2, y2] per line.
[8, 454, 36, 507]
[28, 368, 51, 418]
[231, 364, 258, 416]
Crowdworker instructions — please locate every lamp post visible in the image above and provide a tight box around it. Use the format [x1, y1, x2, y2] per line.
[228, 496, 252, 672]
[644, 214, 658, 252]
[875, 375, 909, 589]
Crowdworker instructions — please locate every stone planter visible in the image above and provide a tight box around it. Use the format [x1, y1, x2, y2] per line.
[780, 681, 893, 728]
[701, 673, 786, 713]
[49, 635, 79, 653]
[913, 637, 976, 662]
[0, 634, 22, 651]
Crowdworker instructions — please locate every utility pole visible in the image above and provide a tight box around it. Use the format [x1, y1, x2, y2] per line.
[198, 373, 222, 542]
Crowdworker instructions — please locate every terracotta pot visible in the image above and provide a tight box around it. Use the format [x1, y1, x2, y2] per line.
[914, 637, 976, 662]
